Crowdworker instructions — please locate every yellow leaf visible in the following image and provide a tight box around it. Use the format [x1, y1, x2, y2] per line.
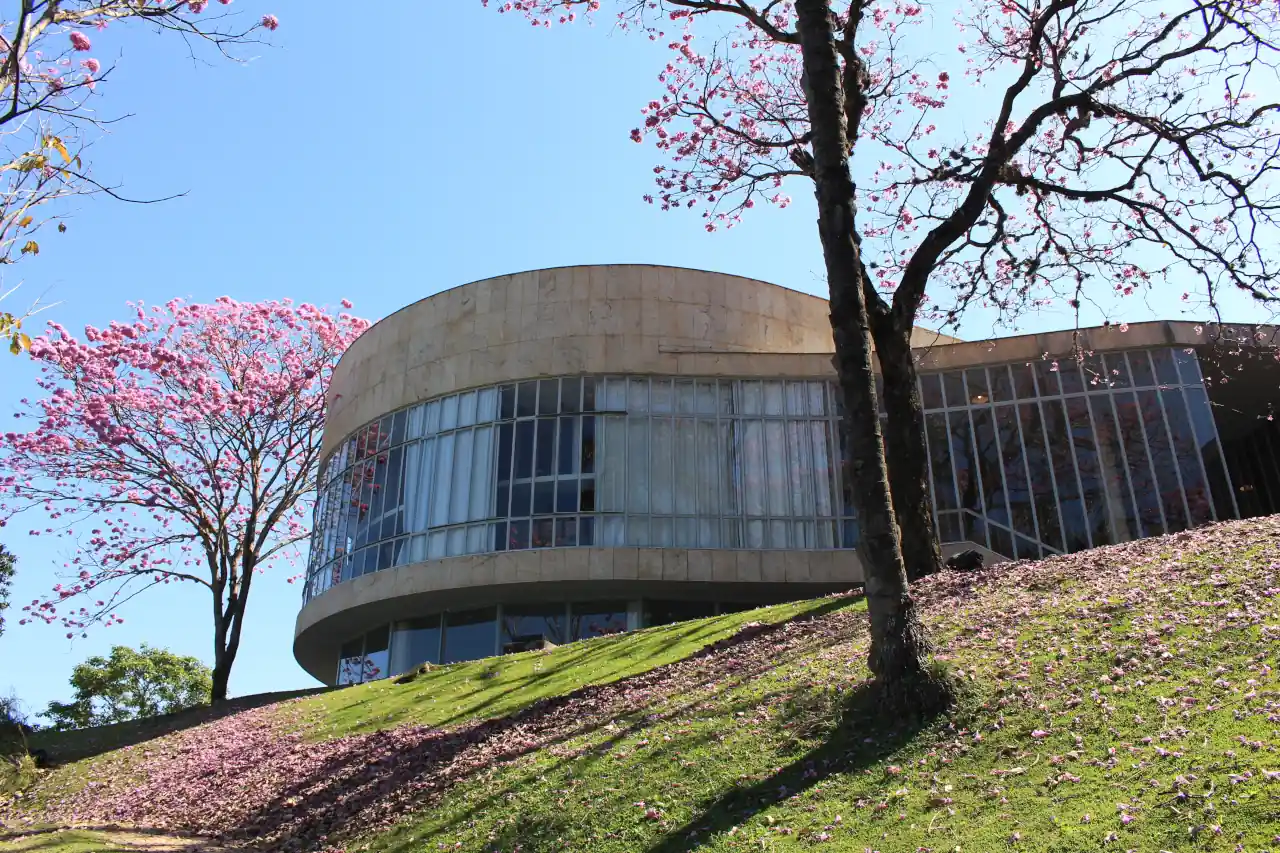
[20, 240, 38, 255]
[57, 222, 66, 233]
[16, 154, 46, 172]
[17, 215, 32, 228]
[19, 332, 31, 350]
[9, 336, 19, 356]
[49, 136, 70, 164]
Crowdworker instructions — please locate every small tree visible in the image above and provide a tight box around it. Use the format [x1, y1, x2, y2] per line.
[43, 644, 211, 730]
[0, 298, 370, 701]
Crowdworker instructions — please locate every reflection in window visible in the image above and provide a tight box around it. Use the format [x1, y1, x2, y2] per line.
[390, 616, 441, 674]
[571, 602, 628, 639]
[501, 604, 567, 652]
[442, 608, 497, 664]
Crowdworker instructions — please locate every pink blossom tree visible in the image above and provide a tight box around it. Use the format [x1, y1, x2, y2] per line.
[0, 298, 370, 701]
[491, 0, 1280, 706]
[0, 2, 280, 278]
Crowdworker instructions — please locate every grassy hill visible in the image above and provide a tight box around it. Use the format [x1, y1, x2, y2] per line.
[3, 517, 1279, 853]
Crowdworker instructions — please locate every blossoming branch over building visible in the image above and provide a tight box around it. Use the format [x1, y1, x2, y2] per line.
[294, 265, 1280, 685]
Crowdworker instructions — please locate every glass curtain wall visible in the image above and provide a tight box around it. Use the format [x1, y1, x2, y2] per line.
[305, 376, 845, 604]
[305, 348, 1237, 605]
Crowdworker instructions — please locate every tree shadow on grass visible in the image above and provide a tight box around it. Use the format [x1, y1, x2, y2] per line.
[641, 678, 957, 853]
[224, 598, 860, 850]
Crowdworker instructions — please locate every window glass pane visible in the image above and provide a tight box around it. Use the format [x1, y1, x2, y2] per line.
[1184, 386, 1237, 520]
[1033, 360, 1060, 397]
[466, 523, 486, 554]
[391, 409, 408, 446]
[650, 378, 673, 413]
[442, 608, 496, 664]
[508, 518, 530, 549]
[561, 377, 582, 413]
[990, 365, 1015, 403]
[1058, 359, 1085, 395]
[500, 385, 516, 420]
[553, 517, 577, 547]
[1160, 387, 1214, 525]
[440, 394, 459, 431]
[513, 421, 535, 479]
[742, 420, 767, 516]
[966, 369, 990, 405]
[925, 413, 957, 511]
[454, 391, 475, 427]
[571, 602, 628, 639]
[363, 625, 390, 682]
[650, 417, 674, 515]
[469, 426, 494, 522]
[811, 422, 836, 517]
[696, 380, 719, 414]
[920, 374, 944, 410]
[765, 420, 789, 516]
[502, 604, 566, 652]
[534, 480, 554, 514]
[556, 479, 578, 513]
[1103, 352, 1130, 389]
[598, 416, 627, 512]
[431, 433, 454, 527]
[629, 378, 649, 413]
[580, 478, 596, 511]
[580, 515, 596, 546]
[539, 379, 559, 415]
[532, 516, 554, 548]
[995, 405, 1035, 540]
[604, 377, 627, 411]
[763, 381, 786, 415]
[450, 429, 474, 524]
[808, 381, 827, 416]
[447, 527, 465, 556]
[697, 420, 724, 516]
[942, 372, 966, 409]
[627, 417, 650, 513]
[971, 407, 1008, 529]
[937, 511, 960, 543]
[477, 387, 498, 423]
[651, 517, 673, 546]
[1113, 392, 1163, 537]
[675, 418, 698, 515]
[1086, 395, 1138, 542]
[337, 636, 365, 686]
[1151, 349, 1180, 386]
[675, 517, 698, 546]
[1128, 351, 1156, 388]
[517, 381, 538, 417]
[626, 516, 649, 546]
[1018, 402, 1062, 552]
[1138, 389, 1188, 533]
[787, 422, 815, 517]
[391, 616, 440, 674]
[1174, 348, 1203, 385]
[581, 416, 596, 474]
[558, 412, 583, 473]
[1011, 363, 1037, 400]
[786, 382, 808, 416]
[600, 515, 624, 546]
[740, 380, 763, 415]
[535, 417, 556, 477]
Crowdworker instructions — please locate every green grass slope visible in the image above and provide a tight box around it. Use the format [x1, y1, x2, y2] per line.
[4, 517, 1280, 853]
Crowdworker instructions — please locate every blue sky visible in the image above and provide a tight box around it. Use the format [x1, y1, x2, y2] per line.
[0, 1, 1242, 714]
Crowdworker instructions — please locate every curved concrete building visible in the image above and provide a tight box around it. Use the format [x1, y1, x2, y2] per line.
[294, 264, 1280, 685]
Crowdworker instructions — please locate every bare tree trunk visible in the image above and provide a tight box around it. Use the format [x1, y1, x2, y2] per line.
[211, 614, 232, 704]
[795, 0, 948, 708]
[872, 319, 944, 580]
